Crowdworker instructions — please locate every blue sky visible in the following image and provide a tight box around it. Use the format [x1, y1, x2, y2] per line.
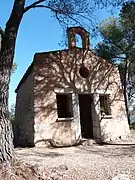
[0, 1, 119, 108]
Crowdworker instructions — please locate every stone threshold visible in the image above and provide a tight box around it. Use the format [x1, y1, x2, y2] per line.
[80, 138, 101, 146]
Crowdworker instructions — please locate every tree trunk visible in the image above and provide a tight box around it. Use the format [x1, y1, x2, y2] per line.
[0, 31, 16, 162]
[123, 59, 130, 125]
[0, 0, 25, 163]
[0, 54, 14, 162]
[0, 0, 25, 164]
[123, 83, 130, 125]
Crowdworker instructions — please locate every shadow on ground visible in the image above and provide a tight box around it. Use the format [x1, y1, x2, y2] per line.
[16, 148, 64, 158]
[77, 144, 135, 157]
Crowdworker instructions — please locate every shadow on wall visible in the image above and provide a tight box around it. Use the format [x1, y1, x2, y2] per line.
[33, 47, 125, 145]
[35, 49, 123, 116]
[14, 27, 126, 147]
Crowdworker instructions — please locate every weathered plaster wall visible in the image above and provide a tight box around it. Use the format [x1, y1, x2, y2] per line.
[15, 26, 130, 147]
[34, 48, 130, 145]
[14, 70, 34, 147]
[100, 72, 130, 141]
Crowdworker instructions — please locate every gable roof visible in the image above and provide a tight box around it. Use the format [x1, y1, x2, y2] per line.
[15, 48, 116, 93]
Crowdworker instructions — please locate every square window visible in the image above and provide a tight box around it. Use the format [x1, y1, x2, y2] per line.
[99, 95, 111, 115]
[56, 94, 73, 118]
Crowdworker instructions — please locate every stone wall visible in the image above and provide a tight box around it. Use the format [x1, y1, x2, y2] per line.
[33, 48, 130, 146]
[15, 27, 130, 147]
[14, 70, 34, 147]
[67, 27, 90, 49]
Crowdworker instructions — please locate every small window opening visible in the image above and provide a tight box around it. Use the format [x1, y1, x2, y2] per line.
[56, 94, 73, 118]
[99, 95, 111, 115]
[75, 34, 82, 48]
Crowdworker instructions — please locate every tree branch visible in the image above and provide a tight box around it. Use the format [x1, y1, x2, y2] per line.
[24, 0, 46, 13]
[129, 93, 135, 99]
[24, 4, 93, 27]
[24, 3, 70, 15]
[115, 56, 126, 60]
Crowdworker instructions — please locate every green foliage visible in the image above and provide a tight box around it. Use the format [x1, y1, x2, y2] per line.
[95, 16, 128, 62]
[95, 1, 135, 60]
[99, 17, 124, 43]
[95, 2, 135, 123]
[95, 1, 135, 96]
[120, 1, 135, 33]
[95, 41, 122, 63]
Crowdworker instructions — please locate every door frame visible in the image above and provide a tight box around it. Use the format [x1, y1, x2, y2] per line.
[78, 93, 94, 139]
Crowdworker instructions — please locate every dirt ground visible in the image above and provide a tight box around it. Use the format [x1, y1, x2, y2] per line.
[15, 131, 135, 180]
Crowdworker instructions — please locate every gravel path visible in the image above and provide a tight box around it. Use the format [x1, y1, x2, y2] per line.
[15, 132, 135, 180]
